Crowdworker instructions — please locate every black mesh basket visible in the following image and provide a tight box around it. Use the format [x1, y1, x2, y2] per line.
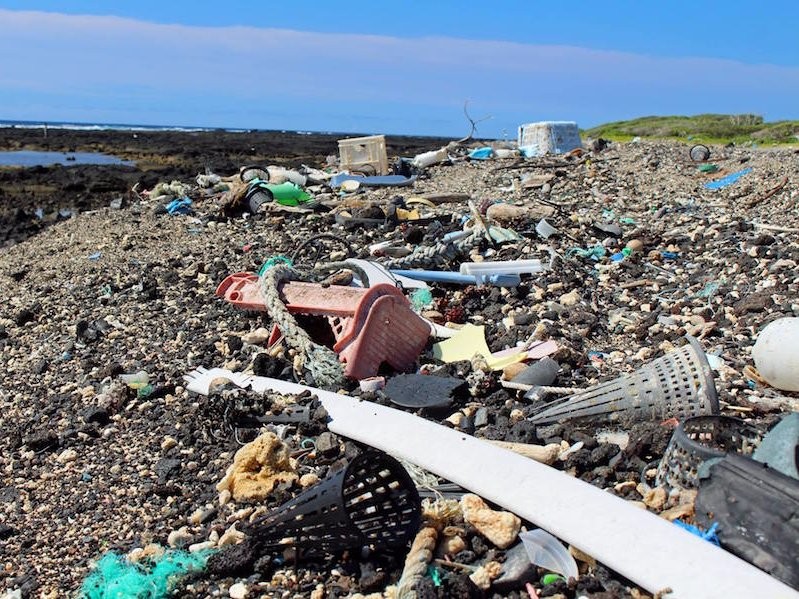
[656, 415, 763, 492]
[250, 450, 420, 554]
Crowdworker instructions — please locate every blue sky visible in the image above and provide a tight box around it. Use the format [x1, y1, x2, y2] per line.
[1, 2, 797, 136]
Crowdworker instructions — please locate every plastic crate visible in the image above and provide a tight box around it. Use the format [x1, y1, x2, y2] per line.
[338, 135, 389, 175]
[517, 121, 582, 157]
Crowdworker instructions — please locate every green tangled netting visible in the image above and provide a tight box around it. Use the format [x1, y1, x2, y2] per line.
[80, 549, 213, 599]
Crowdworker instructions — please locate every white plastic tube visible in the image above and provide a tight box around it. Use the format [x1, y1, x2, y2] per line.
[183, 369, 799, 599]
[460, 258, 548, 276]
[412, 148, 448, 169]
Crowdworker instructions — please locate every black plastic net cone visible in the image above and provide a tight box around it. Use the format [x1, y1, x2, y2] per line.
[530, 336, 719, 425]
[655, 415, 763, 492]
[250, 450, 420, 554]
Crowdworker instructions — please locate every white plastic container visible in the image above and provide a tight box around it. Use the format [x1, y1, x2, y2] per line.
[338, 134, 388, 175]
[460, 258, 548, 277]
[412, 147, 448, 169]
[517, 121, 582, 157]
[752, 317, 799, 391]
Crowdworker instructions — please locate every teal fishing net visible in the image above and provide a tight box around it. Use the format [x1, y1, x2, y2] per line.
[80, 549, 212, 598]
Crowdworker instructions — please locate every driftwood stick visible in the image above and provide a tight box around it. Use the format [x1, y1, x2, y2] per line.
[745, 176, 789, 208]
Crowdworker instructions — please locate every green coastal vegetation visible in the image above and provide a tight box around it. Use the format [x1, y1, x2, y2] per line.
[584, 114, 799, 145]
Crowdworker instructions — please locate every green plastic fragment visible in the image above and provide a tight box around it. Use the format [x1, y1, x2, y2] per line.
[411, 288, 434, 310]
[541, 572, 565, 585]
[427, 565, 442, 586]
[258, 255, 293, 276]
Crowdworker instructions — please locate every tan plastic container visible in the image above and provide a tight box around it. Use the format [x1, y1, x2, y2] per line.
[338, 135, 389, 175]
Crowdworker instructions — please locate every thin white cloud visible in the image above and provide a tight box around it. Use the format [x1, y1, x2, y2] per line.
[0, 9, 796, 133]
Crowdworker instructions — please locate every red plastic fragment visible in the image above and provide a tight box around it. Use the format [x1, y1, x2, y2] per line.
[216, 272, 429, 380]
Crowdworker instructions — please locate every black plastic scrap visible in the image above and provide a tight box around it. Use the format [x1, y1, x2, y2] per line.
[695, 454, 799, 590]
[383, 373, 466, 409]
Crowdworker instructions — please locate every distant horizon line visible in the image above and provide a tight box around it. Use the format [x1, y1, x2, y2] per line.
[0, 118, 456, 140]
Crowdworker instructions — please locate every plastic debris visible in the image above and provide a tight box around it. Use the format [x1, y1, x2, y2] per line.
[459, 257, 551, 278]
[182, 370, 797, 598]
[704, 167, 753, 190]
[656, 415, 763, 492]
[531, 336, 718, 425]
[330, 173, 417, 188]
[80, 548, 212, 599]
[689, 144, 711, 162]
[535, 218, 559, 239]
[519, 529, 579, 581]
[410, 287, 434, 310]
[338, 134, 388, 175]
[119, 371, 153, 398]
[696, 454, 799, 589]
[517, 121, 582, 157]
[246, 450, 420, 554]
[753, 413, 799, 479]
[431, 324, 527, 370]
[392, 268, 521, 287]
[215, 273, 429, 380]
[384, 373, 465, 409]
[468, 147, 494, 160]
[752, 317, 799, 391]
[164, 197, 192, 215]
[673, 520, 720, 546]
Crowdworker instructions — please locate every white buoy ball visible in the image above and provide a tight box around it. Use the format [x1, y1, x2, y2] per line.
[752, 317, 799, 391]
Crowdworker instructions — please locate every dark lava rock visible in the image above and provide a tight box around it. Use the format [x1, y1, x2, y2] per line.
[24, 430, 58, 452]
[359, 563, 388, 593]
[493, 542, 537, 592]
[445, 573, 483, 598]
[315, 431, 340, 456]
[590, 443, 621, 465]
[154, 458, 182, 483]
[505, 420, 539, 445]
[0, 523, 16, 540]
[563, 448, 593, 474]
[226, 334, 243, 353]
[0, 486, 20, 503]
[206, 540, 256, 576]
[15, 308, 35, 325]
[734, 292, 774, 315]
[403, 225, 425, 244]
[252, 352, 290, 378]
[80, 406, 110, 426]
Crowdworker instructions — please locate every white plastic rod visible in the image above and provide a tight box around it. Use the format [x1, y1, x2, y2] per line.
[183, 369, 799, 599]
[460, 258, 548, 276]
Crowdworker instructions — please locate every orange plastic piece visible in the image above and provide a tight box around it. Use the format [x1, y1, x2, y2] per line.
[216, 272, 430, 380]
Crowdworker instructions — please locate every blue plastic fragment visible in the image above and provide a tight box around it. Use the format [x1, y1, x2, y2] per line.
[165, 197, 193, 215]
[468, 147, 494, 160]
[753, 413, 799, 480]
[704, 168, 752, 190]
[673, 519, 720, 546]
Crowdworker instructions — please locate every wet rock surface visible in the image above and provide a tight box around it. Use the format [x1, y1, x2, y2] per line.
[1, 132, 798, 596]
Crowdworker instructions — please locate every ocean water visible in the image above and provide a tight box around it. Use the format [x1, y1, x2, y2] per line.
[0, 119, 237, 133]
[0, 150, 134, 167]
[0, 119, 337, 135]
